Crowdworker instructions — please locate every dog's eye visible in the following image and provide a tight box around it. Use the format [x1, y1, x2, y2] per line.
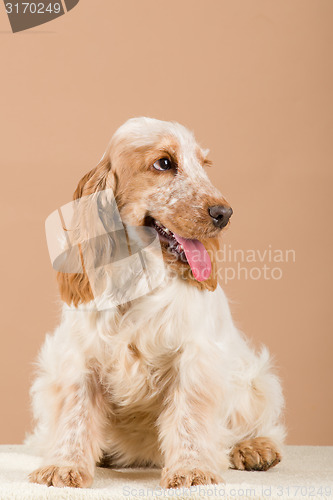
[153, 158, 173, 171]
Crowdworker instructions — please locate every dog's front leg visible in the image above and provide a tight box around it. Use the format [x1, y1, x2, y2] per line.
[158, 358, 226, 488]
[29, 372, 106, 488]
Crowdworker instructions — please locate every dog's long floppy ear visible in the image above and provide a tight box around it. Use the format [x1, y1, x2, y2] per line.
[72, 155, 113, 201]
[57, 155, 116, 307]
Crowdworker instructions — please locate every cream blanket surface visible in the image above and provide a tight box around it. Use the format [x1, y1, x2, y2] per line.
[0, 445, 332, 500]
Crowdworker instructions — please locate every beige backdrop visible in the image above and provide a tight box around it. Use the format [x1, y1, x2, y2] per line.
[0, 0, 332, 446]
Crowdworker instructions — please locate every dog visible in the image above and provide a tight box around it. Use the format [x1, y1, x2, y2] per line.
[28, 117, 285, 488]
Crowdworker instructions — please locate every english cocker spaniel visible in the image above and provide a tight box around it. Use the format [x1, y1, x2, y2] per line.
[28, 117, 285, 488]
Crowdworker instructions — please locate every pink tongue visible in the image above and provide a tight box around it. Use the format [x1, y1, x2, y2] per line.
[174, 234, 211, 282]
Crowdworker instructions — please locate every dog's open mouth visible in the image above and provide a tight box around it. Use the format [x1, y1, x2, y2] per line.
[146, 216, 212, 282]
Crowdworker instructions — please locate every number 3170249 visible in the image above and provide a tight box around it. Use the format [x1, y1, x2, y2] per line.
[5, 3, 61, 14]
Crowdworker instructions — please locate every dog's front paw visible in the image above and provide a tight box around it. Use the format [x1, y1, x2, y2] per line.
[29, 465, 93, 488]
[160, 467, 223, 488]
[230, 437, 281, 471]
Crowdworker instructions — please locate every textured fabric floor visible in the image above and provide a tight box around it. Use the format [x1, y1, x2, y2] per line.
[0, 445, 332, 500]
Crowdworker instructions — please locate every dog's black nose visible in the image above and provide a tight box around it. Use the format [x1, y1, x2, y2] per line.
[208, 205, 233, 228]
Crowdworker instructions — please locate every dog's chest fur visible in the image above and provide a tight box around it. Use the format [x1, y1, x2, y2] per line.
[78, 277, 224, 417]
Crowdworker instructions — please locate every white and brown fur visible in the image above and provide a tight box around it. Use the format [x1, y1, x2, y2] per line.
[27, 118, 285, 488]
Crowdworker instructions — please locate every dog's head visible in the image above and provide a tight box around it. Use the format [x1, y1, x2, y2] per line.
[58, 118, 232, 306]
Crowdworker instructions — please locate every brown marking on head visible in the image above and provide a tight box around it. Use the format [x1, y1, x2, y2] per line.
[109, 134, 181, 225]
